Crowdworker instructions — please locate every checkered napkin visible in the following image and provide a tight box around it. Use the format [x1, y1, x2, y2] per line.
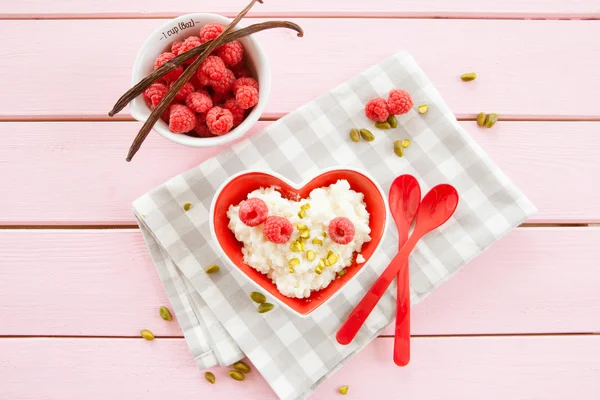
[133, 51, 536, 399]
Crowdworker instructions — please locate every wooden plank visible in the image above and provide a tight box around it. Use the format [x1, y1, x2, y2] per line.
[0, 19, 599, 119]
[1, 121, 598, 225]
[2, 228, 599, 336]
[1, 336, 599, 399]
[0, 120, 256, 225]
[382, 227, 600, 335]
[2, 0, 599, 19]
[0, 229, 181, 337]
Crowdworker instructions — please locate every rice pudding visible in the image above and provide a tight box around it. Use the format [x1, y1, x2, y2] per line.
[227, 179, 371, 299]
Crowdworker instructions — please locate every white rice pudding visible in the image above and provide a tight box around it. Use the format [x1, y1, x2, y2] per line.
[227, 179, 371, 299]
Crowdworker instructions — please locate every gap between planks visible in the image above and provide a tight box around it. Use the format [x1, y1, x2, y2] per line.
[0, 225, 141, 229]
[2, 116, 600, 123]
[0, 223, 591, 229]
[1, 332, 598, 340]
[1, 14, 599, 21]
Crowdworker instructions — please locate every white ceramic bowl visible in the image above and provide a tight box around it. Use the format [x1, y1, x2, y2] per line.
[130, 13, 271, 147]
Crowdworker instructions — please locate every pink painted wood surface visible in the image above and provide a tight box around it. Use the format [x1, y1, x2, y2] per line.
[2, 228, 599, 336]
[2, 336, 599, 399]
[1, 19, 599, 119]
[2, 0, 599, 18]
[1, 121, 598, 225]
[1, 6, 598, 399]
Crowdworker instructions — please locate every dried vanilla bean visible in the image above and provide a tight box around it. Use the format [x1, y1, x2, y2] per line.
[108, 20, 303, 117]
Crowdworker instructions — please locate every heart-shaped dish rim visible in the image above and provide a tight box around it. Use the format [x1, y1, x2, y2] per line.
[209, 167, 389, 317]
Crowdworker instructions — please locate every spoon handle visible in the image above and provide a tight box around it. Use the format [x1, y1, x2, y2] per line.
[393, 260, 411, 366]
[393, 228, 412, 366]
[336, 234, 419, 345]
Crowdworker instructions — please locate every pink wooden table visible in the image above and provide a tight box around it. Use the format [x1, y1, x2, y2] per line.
[1, 1, 600, 398]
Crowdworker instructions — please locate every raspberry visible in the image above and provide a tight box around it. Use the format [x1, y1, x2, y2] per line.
[178, 36, 203, 64]
[387, 89, 413, 115]
[154, 52, 175, 68]
[233, 77, 259, 94]
[239, 198, 269, 227]
[199, 23, 225, 44]
[364, 98, 389, 122]
[211, 69, 235, 94]
[196, 70, 211, 87]
[171, 40, 183, 55]
[193, 113, 214, 137]
[217, 40, 244, 66]
[169, 104, 197, 134]
[154, 52, 184, 83]
[235, 86, 259, 110]
[231, 63, 252, 78]
[200, 56, 227, 82]
[263, 216, 293, 244]
[170, 81, 195, 102]
[185, 90, 213, 113]
[223, 98, 245, 126]
[143, 82, 168, 109]
[328, 217, 355, 245]
[164, 67, 185, 83]
[206, 106, 234, 135]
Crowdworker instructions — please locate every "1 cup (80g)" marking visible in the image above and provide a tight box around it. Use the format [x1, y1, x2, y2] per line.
[160, 18, 202, 40]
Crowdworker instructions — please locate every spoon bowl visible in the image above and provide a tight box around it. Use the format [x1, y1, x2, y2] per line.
[389, 175, 421, 242]
[413, 184, 459, 236]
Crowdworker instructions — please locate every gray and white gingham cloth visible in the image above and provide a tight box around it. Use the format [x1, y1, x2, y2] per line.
[133, 51, 536, 399]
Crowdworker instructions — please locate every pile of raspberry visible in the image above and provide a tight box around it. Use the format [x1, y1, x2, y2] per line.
[142, 23, 259, 137]
[364, 89, 413, 122]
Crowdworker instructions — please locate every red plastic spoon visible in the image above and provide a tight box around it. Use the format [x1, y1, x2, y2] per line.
[336, 184, 459, 346]
[388, 175, 421, 366]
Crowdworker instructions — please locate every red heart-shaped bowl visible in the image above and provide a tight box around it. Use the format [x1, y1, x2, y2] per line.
[210, 168, 388, 317]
